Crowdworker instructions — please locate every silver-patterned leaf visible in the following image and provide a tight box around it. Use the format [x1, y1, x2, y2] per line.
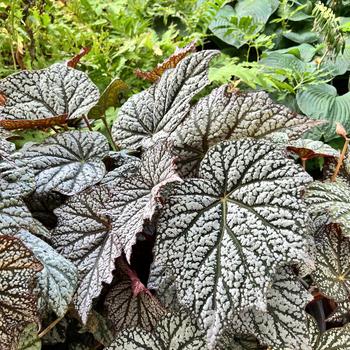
[172, 85, 321, 175]
[230, 268, 312, 350]
[307, 315, 350, 349]
[18, 131, 110, 195]
[51, 185, 121, 323]
[0, 63, 99, 127]
[0, 235, 43, 350]
[311, 224, 350, 301]
[107, 311, 207, 350]
[154, 139, 312, 346]
[100, 142, 181, 259]
[17, 230, 78, 317]
[306, 181, 350, 236]
[104, 261, 166, 333]
[111, 50, 219, 150]
[287, 139, 340, 160]
[17, 323, 41, 350]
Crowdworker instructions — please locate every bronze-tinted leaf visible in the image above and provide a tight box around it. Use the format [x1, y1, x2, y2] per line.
[67, 47, 91, 68]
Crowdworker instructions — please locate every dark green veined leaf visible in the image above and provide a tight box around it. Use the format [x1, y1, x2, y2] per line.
[0, 63, 99, 129]
[17, 323, 41, 350]
[88, 78, 128, 120]
[217, 332, 260, 350]
[18, 131, 110, 195]
[306, 181, 350, 236]
[307, 315, 350, 349]
[311, 224, 350, 301]
[0, 235, 43, 350]
[84, 311, 114, 347]
[287, 139, 339, 160]
[154, 139, 313, 346]
[104, 260, 166, 333]
[17, 230, 78, 317]
[230, 268, 312, 349]
[172, 85, 322, 176]
[297, 84, 350, 141]
[107, 311, 206, 350]
[268, 43, 317, 62]
[111, 51, 219, 150]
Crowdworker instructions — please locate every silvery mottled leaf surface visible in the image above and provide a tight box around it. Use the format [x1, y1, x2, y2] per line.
[172, 85, 321, 175]
[111, 50, 219, 149]
[51, 185, 121, 323]
[104, 262, 166, 333]
[0, 63, 99, 122]
[17, 230, 78, 317]
[0, 235, 43, 350]
[311, 224, 350, 301]
[154, 139, 312, 346]
[230, 268, 312, 350]
[307, 315, 350, 349]
[101, 142, 181, 260]
[19, 131, 110, 195]
[306, 181, 350, 236]
[107, 311, 207, 350]
[326, 299, 350, 321]
[287, 139, 340, 160]
[17, 323, 41, 350]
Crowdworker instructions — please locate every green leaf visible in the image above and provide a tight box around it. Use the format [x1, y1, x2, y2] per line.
[88, 78, 128, 120]
[297, 84, 350, 141]
[17, 324, 41, 350]
[283, 30, 319, 44]
[235, 0, 279, 24]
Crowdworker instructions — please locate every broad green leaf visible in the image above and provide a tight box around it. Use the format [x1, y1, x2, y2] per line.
[107, 312, 206, 350]
[283, 30, 319, 44]
[268, 43, 317, 62]
[172, 85, 322, 176]
[111, 50, 219, 150]
[17, 230, 78, 317]
[154, 139, 313, 346]
[0, 235, 43, 350]
[0, 63, 99, 129]
[17, 323, 41, 350]
[321, 39, 350, 77]
[306, 181, 350, 236]
[88, 78, 128, 119]
[297, 84, 350, 141]
[308, 315, 350, 349]
[287, 139, 339, 160]
[104, 261, 166, 333]
[230, 268, 312, 349]
[235, 0, 279, 24]
[311, 224, 350, 301]
[19, 131, 110, 195]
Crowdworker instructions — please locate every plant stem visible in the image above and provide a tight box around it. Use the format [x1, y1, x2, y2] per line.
[102, 115, 118, 151]
[301, 158, 307, 170]
[332, 138, 349, 181]
[38, 315, 65, 338]
[83, 115, 93, 131]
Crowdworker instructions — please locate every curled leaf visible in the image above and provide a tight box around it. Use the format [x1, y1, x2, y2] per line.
[67, 47, 91, 68]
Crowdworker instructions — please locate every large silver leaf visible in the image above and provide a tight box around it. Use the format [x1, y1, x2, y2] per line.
[19, 131, 110, 195]
[111, 50, 219, 149]
[154, 139, 312, 347]
[101, 142, 181, 258]
[0, 235, 43, 350]
[306, 181, 350, 237]
[104, 261, 166, 333]
[17, 230, 78, 317]
[172, 85, 321, 175]
[107, 311, 206, 350]
[312, 224, 350, 301]
[307, 315, 350, 349]
[51, 185, 122, 323]
[230, 268, 312, 350]
[0, 63, 99, 128]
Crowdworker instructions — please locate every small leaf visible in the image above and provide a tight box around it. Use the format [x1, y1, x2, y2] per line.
[17, 323, 41, 350]
[0, 235, 43, 350]
[66, 47, 91, 68]
[134, 41, 197, 82]
[112, 50, 219, 150]
[336, 122, 348, 139]
[17, 230, 78, 317]
[107, 311, 206, 350]
[19, 131, 110, 195]
[88, 78, 128, 120]
[0, 92, 6, 106]
[287, 139, 340, 160]
[306, 181, 350, 236]
[0, 64, 99, 130]
[154, 139, 312, 346]
[104, 260, 166, 333]
[311, 223, 350, 301]
[308, 315, 350, 349]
